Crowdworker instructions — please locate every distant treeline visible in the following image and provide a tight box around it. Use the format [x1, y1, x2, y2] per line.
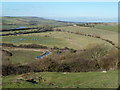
[0, 27, 54, 36]
[1, 27, 37, 32]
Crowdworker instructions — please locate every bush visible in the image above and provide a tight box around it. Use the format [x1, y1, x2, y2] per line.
[29, 44, 118, 72]
[30, 59, 59, 72]
[98, 48, 118, 70]
[16, 65, 32, 74]
[69, 59, 98, 72]
[57, 64, 71, 72]
[69, 49, 76, 53]
[2, 63, 16, 76]
[82, 44, 111, 61]
[18, 44, 48, 49]
[2, 44, 118, 75]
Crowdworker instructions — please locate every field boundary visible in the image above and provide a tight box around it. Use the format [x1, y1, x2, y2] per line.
[1, 27, 119, 49]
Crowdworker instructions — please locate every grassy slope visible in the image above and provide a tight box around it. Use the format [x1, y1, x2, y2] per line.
[2, 31, 111, 49]
[94, 23, 118, 32]
[57, 26, 118, 45]
[6, 50, 42, 64]
[1, 17, 118, 88]
[2, 17, 68, 29]
[2, 70, 118, 88]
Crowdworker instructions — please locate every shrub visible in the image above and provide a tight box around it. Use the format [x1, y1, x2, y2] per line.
[52, 46, 59, 50]
[82, 44, 111, 61]
[69, 49, 76, 53]
[57, 64, 71, 72]
[18, 44, 48, 49]
[2, 63, 16, 76]
[69, 59, 98, 72]
[98, 48, 118, 70]
[2, 44, 118, 75]
[30, 59, 59, 72]
[16, 65, 32, 74]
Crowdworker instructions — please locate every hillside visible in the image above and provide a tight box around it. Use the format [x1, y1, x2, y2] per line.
[1, 17, 70, 29]
[1, 16, 119, 88]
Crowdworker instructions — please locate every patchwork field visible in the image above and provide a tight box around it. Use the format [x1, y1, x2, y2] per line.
[56, 26, 118, 46]
[1, 17, 119, 88]
[2, 31, 112, 49]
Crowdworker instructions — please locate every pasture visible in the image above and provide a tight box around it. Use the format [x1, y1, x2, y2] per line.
[56, 26, 118, 45]
[2, 17, 69, 29]
[2, 70, 118, 88]
[2, 31, 112, 49]
[2, 49, 43, 64]
[94, 23, 118, 32]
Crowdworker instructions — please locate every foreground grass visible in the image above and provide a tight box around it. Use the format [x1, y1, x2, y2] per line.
[2, 70, 118, 88]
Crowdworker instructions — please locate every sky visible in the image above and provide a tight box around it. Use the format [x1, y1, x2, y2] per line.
[2, 2, 118, 22]
[1, 0, 119, 2]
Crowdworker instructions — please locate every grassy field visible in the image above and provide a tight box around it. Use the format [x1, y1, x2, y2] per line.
[2, 70, 118, 88]
[9, 50, 42, 64]
[56, 26, 118, 45]
[4, 49, 42, 64]
[2, 31, 112, 49]
[2, 17, 69, 29]
[94, 23, 118, 32]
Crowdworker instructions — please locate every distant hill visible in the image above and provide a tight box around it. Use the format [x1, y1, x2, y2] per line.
[1, 16, 71, 29]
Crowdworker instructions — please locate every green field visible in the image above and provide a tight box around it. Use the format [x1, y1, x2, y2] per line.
[8, 50, 42, 64]
[57, 26, 118, 45]
[2, 17, 69, 29]
[94, 23, 118, 32]
[2, 31, 112, 49]
[2, 70, 118, 88]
